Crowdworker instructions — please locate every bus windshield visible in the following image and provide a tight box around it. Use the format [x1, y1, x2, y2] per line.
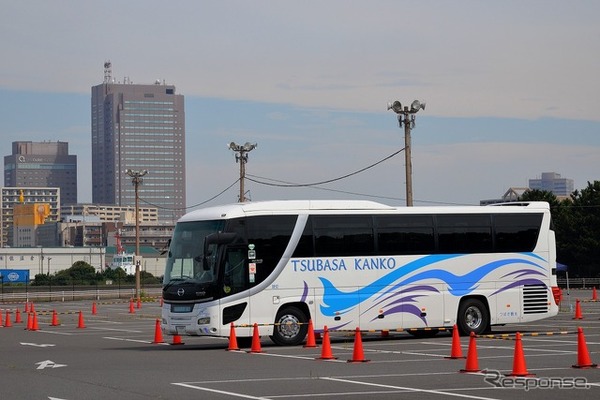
[163, 220, 226, 285]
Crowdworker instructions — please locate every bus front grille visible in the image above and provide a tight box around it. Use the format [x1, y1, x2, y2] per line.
[523, 284, 549, 314]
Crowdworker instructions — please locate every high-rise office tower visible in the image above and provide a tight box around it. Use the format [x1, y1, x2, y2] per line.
[528, 172, 574, 198]
[91, 62, 186, 222]
[4, 141, 77, 205]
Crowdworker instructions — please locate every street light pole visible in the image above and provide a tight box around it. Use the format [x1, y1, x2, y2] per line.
[387, 100, 426, 206]
[228, 142, 257, 202]
[126, 168, 148, 301]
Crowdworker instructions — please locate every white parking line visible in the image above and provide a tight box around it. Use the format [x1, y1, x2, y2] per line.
[103, 336, 165, 344]
[87, 326, 143, 333]
[173, 382, 270, 399]
[321, 377, 500, 400]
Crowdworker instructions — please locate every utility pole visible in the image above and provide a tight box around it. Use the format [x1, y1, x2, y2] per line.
[126, 168, 148, 301]
[387, 100, 426, 206]
[228, 142, 257, 202]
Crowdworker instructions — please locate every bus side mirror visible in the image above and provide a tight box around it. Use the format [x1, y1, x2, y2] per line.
[203, 232, 237, 270]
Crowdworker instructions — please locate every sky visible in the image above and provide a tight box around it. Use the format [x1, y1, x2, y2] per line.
[1, 1, 599, 210]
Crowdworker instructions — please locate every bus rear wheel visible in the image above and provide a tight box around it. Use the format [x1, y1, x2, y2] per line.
[457, 298, 489, 336]
[271, 306, 308, 346]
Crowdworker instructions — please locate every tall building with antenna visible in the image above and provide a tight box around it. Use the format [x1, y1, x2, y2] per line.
[91, 61, 186, 222]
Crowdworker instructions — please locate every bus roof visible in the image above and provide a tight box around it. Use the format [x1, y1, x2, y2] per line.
[179, 200, 550, 222]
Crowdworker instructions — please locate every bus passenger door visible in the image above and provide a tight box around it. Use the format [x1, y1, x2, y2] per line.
[220, 247, 251, 337]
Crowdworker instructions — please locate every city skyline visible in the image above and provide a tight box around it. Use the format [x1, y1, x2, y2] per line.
[1, 2, 598, 210]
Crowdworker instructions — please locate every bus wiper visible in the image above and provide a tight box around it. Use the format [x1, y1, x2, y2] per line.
[163, 277, 187, 290]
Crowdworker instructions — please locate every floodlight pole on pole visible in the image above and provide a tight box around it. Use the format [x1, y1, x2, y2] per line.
[387, 100, 426, 207]
[228, 142, 257, 202]
[126, 168, 148, 302]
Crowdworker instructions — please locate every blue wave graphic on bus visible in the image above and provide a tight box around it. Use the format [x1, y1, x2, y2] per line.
[366, 285, 439, 324]
[319, 255, 546, 317]
[318, 254, 458, 316]
[384, 258, 545, 297]
[490, 269, 548, 296]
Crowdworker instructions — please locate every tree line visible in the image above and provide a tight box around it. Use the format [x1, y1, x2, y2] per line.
[32, 261, 161, 286]
[520, 181, 600, 277]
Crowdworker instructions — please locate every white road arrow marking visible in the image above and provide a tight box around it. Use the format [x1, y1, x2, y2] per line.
[21, 342, 56, 348]
[36, 360, 67, 370]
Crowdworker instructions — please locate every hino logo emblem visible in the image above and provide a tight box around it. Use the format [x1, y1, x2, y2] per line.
[177, 288, 185, 296]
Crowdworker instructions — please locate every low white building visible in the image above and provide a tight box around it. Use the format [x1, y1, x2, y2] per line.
[0, 247, 165, 280]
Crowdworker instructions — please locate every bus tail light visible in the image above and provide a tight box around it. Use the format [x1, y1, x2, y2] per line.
[551, 286, 562, 306]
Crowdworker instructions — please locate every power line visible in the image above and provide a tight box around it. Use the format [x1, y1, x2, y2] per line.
[246, 147, 406, 188]
[246, 174, 475, 206]
[140, 147, 478, 211]
[139, 178, 240, 211]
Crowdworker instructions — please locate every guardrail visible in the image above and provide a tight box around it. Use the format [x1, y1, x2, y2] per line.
[1, 279, 596, 303]
[0, 286, 162, 303]
[557, 277, 600, 288]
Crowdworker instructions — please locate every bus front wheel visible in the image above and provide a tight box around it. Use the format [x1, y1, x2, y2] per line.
[457, 298, 489, 336]
[271, 306, 308, 346]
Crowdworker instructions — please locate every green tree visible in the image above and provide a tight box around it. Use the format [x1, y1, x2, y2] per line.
[521, 182, 600, 277]
[566, 181, 600, 276]
[102, 267, 128, 282]
[519, 189, 561, 207]
[54, 261, 98, 285]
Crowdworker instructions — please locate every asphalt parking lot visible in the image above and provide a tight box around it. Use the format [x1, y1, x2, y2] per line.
[1, 290, 599, 400]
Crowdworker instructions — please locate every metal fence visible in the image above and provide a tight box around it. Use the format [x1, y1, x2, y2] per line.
[1, 279, 597, 303]
[557, 277, 600, 289]
[0, 285, 162, 303]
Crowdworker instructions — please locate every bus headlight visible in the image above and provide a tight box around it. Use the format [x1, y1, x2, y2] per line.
[198, 317, 210, 325]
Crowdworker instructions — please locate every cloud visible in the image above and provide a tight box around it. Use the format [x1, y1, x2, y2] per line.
[1, 2, 599, 120]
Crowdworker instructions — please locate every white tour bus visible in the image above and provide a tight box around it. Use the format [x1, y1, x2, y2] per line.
[161, 200, 561, 345]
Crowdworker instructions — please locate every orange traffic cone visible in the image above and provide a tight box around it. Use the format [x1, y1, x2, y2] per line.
[15, 308, 22, 324]
[573, 299, 583, 319]
[32, 312, 40, 331]
[248, 323, 262, 353]
[137, 298, 142, 309]
[446, 325, 465, 359]
[129, 299, 135, 314]
[152, 319, 164, 343]
[92, 302, 97, 315]
[4, 311, 12, 328]
[507, 332, 534, 376]
[593, 287, 598, 302]
[572, 327, 598, 368]
[50, 310, 60, 326]
[227, 323, 240, 351]
[348, 327, 369, 363]
[171, 334, 184, 345]
[304, 319, 317, 348]
[77, 311, 86, 329]
[24, 301, 29, 313]
[26, 312, 32, 330]
[317, 326, 337, 360]
[460, 332, 481, 373]
[30, 302, 35, 313]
